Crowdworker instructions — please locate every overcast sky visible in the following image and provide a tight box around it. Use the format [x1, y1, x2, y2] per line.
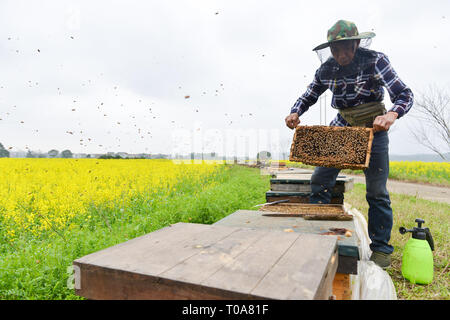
[1, 0, 449, 157]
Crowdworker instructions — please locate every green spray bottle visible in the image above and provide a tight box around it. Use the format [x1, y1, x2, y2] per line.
[399, 219, 434, 285]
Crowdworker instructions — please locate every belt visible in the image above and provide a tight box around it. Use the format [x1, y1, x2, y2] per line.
[338, 101, 386, 127]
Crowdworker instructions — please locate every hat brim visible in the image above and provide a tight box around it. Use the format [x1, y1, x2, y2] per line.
[312, 32, 376, 51]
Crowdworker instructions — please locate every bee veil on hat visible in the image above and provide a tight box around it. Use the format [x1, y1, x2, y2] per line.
[313, 20, 376, 64]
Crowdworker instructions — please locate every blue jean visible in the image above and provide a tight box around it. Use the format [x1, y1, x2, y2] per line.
[310, 131, 393, 254]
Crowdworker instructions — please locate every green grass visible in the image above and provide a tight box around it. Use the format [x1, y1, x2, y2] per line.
[1, 164, 448, 300]
[0, 165, 270, 300]
[345, 183, 449, 300]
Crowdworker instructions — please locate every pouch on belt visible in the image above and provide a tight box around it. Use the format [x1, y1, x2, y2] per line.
[339, 101, 386, 127]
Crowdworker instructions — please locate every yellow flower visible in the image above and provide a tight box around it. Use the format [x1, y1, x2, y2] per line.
[0, 158, 221, 241]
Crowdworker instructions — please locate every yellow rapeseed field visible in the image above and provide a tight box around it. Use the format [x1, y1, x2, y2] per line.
[389, 161, 450, 183]
[0, 158, 221, 242]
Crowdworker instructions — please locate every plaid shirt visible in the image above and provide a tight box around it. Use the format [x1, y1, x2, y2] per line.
[291, 48, 414, 126]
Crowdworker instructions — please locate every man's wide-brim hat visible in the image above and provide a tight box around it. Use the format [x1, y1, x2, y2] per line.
[312, 19, 376, 51]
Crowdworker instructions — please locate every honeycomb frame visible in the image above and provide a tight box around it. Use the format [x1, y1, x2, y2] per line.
[289, 125, 374, 170]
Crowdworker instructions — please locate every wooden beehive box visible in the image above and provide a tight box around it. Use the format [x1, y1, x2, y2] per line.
[73, 223, 339, 300]
[289, 125, 374, 170]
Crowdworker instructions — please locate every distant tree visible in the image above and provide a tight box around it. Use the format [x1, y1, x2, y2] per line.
[26, 150, 34, 158]
[257, 151, 272, 165]
[48, 149, 59, 158]
[409, 85, 450, 160]
[0, 143, 10, 158]
[99, 154, 122, 159]
[61, 150, 73, 158]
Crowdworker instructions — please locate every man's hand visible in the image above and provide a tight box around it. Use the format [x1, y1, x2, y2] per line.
[285, 113, 300, 129]
[373, 112, 398, 132]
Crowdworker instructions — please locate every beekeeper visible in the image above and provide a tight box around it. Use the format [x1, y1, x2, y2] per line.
[285, 20, 414, 268]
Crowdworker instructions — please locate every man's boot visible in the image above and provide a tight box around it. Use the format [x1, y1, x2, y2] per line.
[370, 251, 391, 269]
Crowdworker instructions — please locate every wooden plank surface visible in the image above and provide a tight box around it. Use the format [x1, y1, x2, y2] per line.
[200, 230, 298, 292]
[75, 222, 237, 275]
[74, 222, 338, 300]
[200, 230, 338, 300]
[214, 210, 359, 274]
[251, 233, 338, 300]
[160, 228, 270, 284]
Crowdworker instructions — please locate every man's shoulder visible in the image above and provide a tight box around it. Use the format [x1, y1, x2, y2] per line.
[358, 48, 389, 63]
[357, 48, 382, 60]
[355, 48, 394, 74]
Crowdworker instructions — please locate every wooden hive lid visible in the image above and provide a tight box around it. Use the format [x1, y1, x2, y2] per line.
[73, 223, 338, 300]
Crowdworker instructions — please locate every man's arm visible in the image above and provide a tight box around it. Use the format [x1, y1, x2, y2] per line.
[373, 53, 414, 132]
[286, 69, 327, 129]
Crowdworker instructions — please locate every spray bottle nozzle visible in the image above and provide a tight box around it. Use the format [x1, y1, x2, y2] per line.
[399, 227, 413, 235]
[415, 218, 425, 228]
[399, 219, 435, 251]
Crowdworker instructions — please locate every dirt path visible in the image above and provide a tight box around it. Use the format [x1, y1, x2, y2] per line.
[346, 174, 450, 204]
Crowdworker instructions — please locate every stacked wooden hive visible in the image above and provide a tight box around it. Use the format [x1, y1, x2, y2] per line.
[266, 171, 354, 204]
[264, 125, 371, 203]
